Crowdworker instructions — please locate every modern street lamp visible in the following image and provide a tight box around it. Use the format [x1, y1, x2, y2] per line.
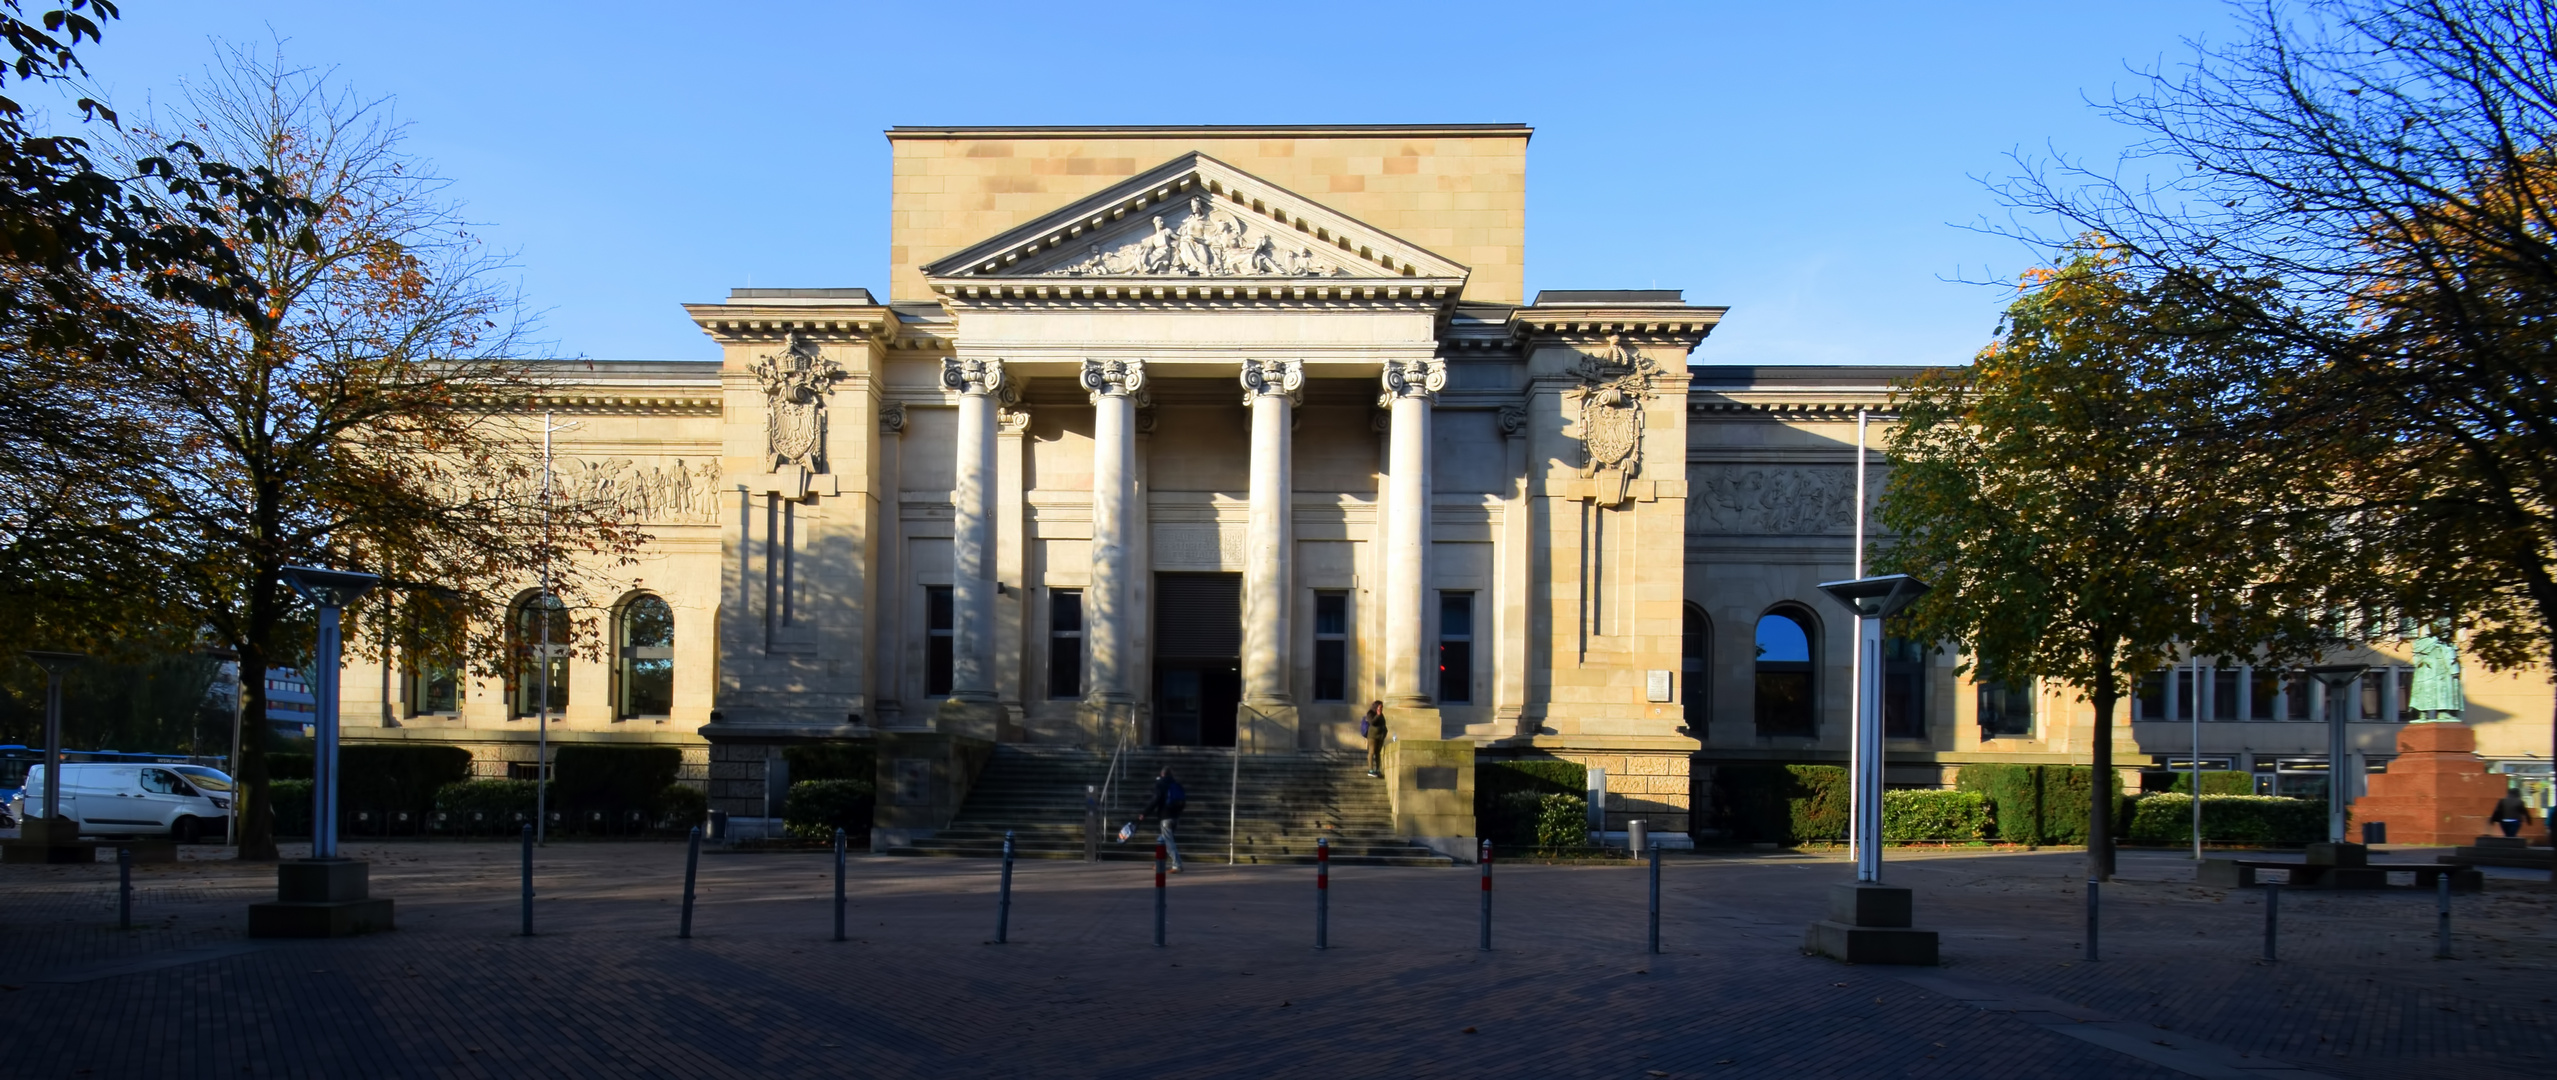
[279, 565, 381, 860]
[1815, 573, 1931, 884]
[2307, 664, 2369, 845]
[23, 650, 86, 838]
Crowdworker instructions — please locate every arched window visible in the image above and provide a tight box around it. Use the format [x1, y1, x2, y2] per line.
[1754, 608, 1816, 737]
[1681, 604, 1710, 721]
[618, 595, 675, 719]
[512, 593, 571, 718]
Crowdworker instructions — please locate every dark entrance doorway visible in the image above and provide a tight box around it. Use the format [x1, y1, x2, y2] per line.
[1154, 573, 1241, 747]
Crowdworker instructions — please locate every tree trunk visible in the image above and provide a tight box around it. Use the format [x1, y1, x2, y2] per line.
[2088, 641, 2121, 882]
[233, 578, 282, 862]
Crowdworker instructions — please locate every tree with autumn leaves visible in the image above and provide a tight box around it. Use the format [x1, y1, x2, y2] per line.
[1880, 246, 2341, 880]
[2, 18, 645, 860]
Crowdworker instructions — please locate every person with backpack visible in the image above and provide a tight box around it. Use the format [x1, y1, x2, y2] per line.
[1362, 701, 1388, 778]
[1135, 766, 1188, 871]
[2493, 784, 2531, 838]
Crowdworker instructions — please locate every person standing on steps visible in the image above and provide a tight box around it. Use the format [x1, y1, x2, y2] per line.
[2493, 784, 2531, 838]
[1362, 701, 1388, 778]
[1135, 766, 1188, 872]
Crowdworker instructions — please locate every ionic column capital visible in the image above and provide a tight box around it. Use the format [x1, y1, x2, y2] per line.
[1378, 358, 1446, 407]
[1239, 358, 1305, 407]
[1081, 358, 1150, 407]
[942, 357, 1016, 403]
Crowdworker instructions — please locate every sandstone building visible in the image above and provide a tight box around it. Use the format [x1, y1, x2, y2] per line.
[337, 125, 2555, 847]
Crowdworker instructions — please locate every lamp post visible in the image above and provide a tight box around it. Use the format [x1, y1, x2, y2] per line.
[279, 565, 381, 860]
[23, 651, 85, 833]
[1815, 573, 1931, 884]
[2307, 664, 2369, 845]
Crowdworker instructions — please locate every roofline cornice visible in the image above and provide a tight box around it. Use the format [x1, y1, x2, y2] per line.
[683, 302, 899, 345]
[887, 124, 1532, 140]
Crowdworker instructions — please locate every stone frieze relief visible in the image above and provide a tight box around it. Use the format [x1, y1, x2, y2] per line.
[1686, 465, 1875, 535]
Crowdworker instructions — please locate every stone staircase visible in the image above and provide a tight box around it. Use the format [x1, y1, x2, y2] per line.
[884, 744, 1456, 866]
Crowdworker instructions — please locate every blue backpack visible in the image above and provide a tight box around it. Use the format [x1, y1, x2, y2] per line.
[1164, 778, 1186, 806]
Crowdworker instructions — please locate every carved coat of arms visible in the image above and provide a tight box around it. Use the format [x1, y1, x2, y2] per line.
[751, 332, 845, 474]
[1566, 333, 1660, 506]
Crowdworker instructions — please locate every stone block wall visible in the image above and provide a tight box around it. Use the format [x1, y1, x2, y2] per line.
[1547, 750, 1692, 836]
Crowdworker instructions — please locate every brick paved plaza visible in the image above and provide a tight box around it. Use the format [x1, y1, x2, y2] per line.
[1, 842, 2551, 1079]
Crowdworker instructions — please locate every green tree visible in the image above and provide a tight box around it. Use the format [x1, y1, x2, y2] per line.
[1879, 246, 2332, 879]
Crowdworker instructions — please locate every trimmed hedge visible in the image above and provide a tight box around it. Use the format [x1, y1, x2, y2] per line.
[2164, 770, 2255, 796]
[1955, 764, 2126, 845]
[341, 745, 473, 825]
[1721, 765, 1851, 843]
[433, 779, 543, 833]
[553, 745, 681, 833]
[783, 742, 874, 783]
[270, 778, 315, 836]
[655, 783, 709, 830]
[1881, 790, 1992, 841]
[1477, 757, 1588, 848]
[783, 779, 874, 840]
[1533, 794, 1588, 851]
[2126, 793, 2327, 845]
[268, 753, 314, 780]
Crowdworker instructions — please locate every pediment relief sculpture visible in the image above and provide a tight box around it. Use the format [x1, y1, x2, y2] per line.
[1045, 195, 1353, 279]
[921, 153, 1469, 287]
[1567, 333, 1663, 506]
[751, 331, 845, 473]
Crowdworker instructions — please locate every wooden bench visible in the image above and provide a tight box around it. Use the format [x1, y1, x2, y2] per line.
[2200, 857, 2482, 892]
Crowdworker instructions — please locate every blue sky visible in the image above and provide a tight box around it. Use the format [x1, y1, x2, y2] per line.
[68, 1, 2239, 365]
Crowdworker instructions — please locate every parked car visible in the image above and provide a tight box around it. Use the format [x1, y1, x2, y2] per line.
[9, 763, 233, 842]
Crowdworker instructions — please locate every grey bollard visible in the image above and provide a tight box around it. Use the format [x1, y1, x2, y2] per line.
[1479, 839, 1494, 952]
[1647, 839, 1661, 955]
[1084, 785, 1100, 863]
[2436, 873, 2452, 960]
[2084, 879, 2100, 962]
[117, 845, 132, 930]
[2262, 882, 2279, 961]
[996, 830, 1015, 944]
[521, 825, 535, 937]
[1315, 836, 1329, 951]
[679, 825, 701, 939]
[834, 827, 848, 943]
[1629, 819, 1648, 860]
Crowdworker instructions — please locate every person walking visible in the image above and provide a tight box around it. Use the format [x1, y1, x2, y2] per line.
[1362, 701, 1388, 778]
[2493, 784, 2531, 838]
[1135, 766, 1188, 871]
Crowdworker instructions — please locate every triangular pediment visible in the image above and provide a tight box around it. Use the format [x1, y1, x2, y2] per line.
[920, 153, 1470, 285]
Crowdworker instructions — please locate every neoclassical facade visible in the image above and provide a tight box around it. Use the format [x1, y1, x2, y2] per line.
[339, 125, 2555, 835]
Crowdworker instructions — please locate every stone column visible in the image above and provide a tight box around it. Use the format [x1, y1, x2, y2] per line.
[938, 357, 1010, 737]
[1380, 358, 1446, 715]
[1240, 359, 1304, 749]
[873, 403, 907, 727]
[1081, 359, 1145, 740]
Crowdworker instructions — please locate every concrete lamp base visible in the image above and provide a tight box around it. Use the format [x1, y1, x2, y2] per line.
[1, 817, 99, 864]
[1805, 882, 1939, 966]
[247, 858, 394, 938]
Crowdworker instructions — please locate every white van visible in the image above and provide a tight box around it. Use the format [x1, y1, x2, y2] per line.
[10, 763, 234, 843]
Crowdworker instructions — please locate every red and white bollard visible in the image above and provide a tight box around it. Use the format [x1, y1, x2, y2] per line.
[1478, 838, 1494, 951]
[1153, 841, 1167, 947]
[1315, 836, 1330, 950]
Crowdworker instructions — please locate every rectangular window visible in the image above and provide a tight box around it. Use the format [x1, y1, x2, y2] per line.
[925, 585, 955, 697]
[1312, 591, 1348, 702]
[1048, 589, 1082, 699]
[2285, 671, 2313, 720]
[2249, 667, 2282, 720]
[2176, 670, 2200, 722]
[2360, 671, 2384, 721]
[1978, 681, 2034, 738]
[2212, 669, 2240, 722]
[1437, 592, 1473, 705]
[2136, 672, 2167, 721]
[2395, 667, 2415, 722]
[409, 659, 461, 716]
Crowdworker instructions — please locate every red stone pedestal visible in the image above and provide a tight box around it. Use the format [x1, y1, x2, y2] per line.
[2348, 724, 2500, 847]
